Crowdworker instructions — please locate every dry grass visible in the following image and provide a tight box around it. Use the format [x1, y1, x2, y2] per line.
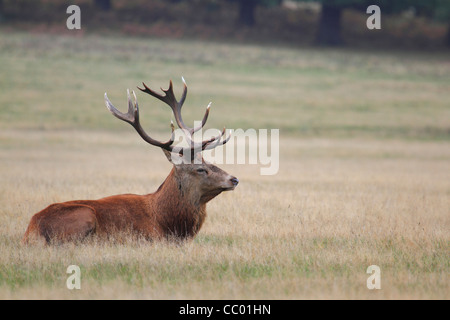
[0, 30, 449, 299]
[0, 130, 448, 299]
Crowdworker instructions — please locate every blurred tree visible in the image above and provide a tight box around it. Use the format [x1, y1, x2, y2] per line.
[95, 0, 111, 11]
[311, 0, 388, 46]
[296, 0, 450, 46]
[238, 0, 258, 26]
[227, 0, 282, 26]
[380, 0, 450, 47]
[315, 0, 346, 45]
[433, 0, 450, 46]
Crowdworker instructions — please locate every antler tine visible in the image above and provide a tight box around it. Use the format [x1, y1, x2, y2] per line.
[138, 80, 190, 133]
[179, 76, 188, 110]
[183, 125, 225, 151]
[200, 127, 225, 148]
[203, 129, 232, 151]
[104, 90, 175, 151]
[138, 78, 212, 136]
[105, 90, 135, 124]
[192, 102, 211, 133]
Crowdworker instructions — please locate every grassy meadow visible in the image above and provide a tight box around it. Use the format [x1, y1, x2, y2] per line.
[0, 30, 449, 299]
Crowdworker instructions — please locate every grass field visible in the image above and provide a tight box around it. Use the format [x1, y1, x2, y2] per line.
[0, 30, 449, 299]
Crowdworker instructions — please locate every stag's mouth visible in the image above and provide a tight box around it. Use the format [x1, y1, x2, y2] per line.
[221, 186, 236, 191]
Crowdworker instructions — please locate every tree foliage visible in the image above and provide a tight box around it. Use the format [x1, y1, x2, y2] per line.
[295, 0, 450, 46]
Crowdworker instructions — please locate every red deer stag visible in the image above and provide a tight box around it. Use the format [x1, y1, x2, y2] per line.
[23, 78, 238, 244]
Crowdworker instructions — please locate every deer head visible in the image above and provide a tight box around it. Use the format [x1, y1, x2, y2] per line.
[104, 78, 239, 205]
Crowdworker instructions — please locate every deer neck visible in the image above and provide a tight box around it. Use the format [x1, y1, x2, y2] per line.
[154, 167, 203, 206]
[150, 167, 207, 238]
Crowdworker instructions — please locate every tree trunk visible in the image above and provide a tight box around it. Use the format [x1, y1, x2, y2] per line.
[446, 23, 450, 47]
[95, 0, 111, 11]
[315, 4, 343, 46]
[238, 0, 258, 27]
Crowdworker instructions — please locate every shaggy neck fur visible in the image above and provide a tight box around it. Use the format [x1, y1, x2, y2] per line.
[150, 167, 207, 239]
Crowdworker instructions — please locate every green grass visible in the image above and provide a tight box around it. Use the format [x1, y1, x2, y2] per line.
[0, 30, 449, 299]
[0, 31, 449, 139]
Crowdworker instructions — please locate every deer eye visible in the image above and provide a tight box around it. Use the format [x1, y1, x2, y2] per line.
[196, 168, 208, 175]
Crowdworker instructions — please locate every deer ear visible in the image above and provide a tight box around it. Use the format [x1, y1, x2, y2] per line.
[162, 149, 173, 163]
[162, 149, 185, 165]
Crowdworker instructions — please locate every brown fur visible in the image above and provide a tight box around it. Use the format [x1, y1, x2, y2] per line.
[23, 160, 238, 244]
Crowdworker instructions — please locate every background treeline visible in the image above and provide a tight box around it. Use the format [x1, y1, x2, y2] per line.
[0, 0, 449, 49]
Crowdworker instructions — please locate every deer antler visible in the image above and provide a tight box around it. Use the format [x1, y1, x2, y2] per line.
[105, 78, 230, 157]
[137, 77, 230, 151]
[105, 89, 176, 151]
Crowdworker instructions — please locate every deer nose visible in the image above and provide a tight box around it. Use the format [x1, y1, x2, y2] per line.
[230, 177, 239, 187]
